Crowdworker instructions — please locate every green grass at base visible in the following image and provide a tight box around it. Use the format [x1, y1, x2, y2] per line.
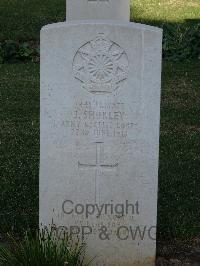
[0, 61, 199, 239]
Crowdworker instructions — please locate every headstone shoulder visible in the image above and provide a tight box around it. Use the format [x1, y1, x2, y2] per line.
[41, 21, 163, 34]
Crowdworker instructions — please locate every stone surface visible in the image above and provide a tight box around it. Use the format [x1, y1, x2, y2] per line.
[67, 0, 130, 21]
[40, 20, 162, 265]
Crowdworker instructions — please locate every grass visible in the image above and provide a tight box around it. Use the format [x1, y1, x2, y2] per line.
[158, 60, 200, 239]
[0, 61, 199, 240]
[0, 0, 66, 41]
[131, 0, 200, 23]
[0, 64, 39, 233]
[0, 230, 91, 266]
[0, 0, 199, 40]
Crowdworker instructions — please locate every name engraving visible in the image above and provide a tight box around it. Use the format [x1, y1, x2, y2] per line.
[63, 100, 136, 139]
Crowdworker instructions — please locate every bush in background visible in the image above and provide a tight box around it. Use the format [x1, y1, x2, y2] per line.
[0, 41, 39, 64]
[0, 23, 199, 63]
[162, 23, 200, 61]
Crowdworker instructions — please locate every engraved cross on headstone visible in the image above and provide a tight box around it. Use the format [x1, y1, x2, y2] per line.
[66, 0, 130, 21]
[78, 142, 118, 203]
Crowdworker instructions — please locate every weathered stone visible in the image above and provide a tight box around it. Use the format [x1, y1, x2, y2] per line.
[40, 1, 162, 265]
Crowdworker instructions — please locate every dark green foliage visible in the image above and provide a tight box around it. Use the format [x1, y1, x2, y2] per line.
[0, 23, 199, 63]
[162, 23, 200, 61]
[0, 230, 92, 266]
[0, 41, 39, 63]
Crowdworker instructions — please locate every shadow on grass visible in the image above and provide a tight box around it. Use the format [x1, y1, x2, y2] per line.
[131, 14, 200, 60]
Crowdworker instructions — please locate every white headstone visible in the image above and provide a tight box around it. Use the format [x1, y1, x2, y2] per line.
[67, 0, 130, 21]
[40, 1, 162, 265]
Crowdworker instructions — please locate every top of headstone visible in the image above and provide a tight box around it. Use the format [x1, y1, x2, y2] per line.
[67, 0, 130, 21]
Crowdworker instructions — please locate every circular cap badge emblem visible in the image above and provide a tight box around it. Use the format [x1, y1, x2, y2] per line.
[73, 34, 129, 94]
